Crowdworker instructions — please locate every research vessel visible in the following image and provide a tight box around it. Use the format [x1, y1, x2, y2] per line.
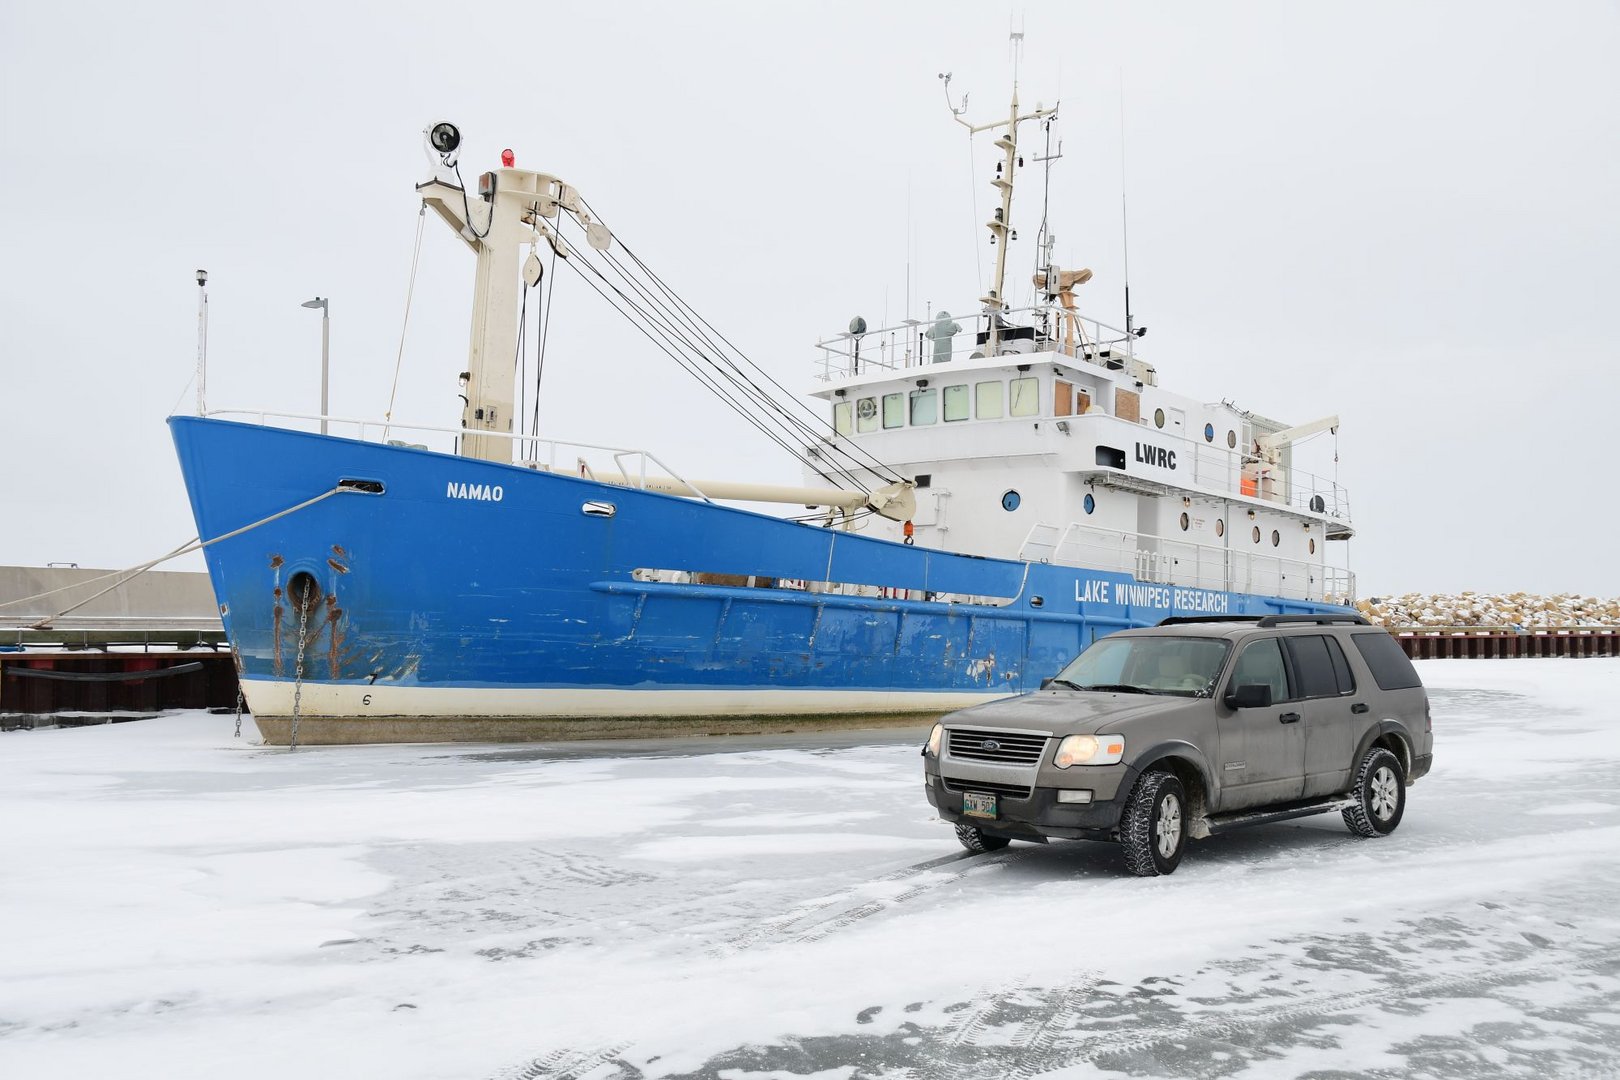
[171, 72, 1355, 744]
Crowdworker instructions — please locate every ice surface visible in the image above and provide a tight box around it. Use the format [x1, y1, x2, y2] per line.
[3, 659, 1620, 1079]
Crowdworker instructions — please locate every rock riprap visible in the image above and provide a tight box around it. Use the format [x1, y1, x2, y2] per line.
[1354, 593, 1620, 629]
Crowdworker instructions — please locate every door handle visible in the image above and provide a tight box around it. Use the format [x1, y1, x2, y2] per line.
[1279, 712, 1301, 724]
[1351, 703, 1369, 714]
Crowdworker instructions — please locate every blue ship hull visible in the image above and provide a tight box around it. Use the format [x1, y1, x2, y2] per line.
[170, 417, 1347, 743]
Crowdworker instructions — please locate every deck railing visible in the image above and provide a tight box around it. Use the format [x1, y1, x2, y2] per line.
[201, 409, 713, 501]
[814, 304, 1140, 379]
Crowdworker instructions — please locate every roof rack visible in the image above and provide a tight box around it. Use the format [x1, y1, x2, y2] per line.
[1157, 616, 1265, 627]
[1254, 614, 1370, 627]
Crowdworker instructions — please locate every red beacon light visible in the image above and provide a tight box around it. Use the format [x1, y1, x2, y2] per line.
[500, 148, 515, 168]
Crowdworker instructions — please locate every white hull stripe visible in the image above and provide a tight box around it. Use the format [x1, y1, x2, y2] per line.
[240, 680, 1011, 719]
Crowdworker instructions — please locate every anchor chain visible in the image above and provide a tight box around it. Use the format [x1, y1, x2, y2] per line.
[289, 580, 312, 751]
[233, 683, 244, 739]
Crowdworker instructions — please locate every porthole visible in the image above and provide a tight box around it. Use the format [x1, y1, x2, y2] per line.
[1215, 519, 1225, 538]
[1227, 430, 1237, 449]
[1083, 493, 1096, 515]
[1309, 538, 1317, 555]
[1179, 511, 1190, 532]
[1001, 490, 1021, 512]
[1271, 529, 1281, 547]
[1204, 423, 1215, 443]
[1154, 408, 1166, 429]
[1251, 526, 1261, 544]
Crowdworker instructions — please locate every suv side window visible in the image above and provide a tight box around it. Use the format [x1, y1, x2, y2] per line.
[1231, 638, 1289, 703]
[1351, 632, 1423, 690]
[1284, 634, 1344, 699]
[1325, 636, 1356, 694]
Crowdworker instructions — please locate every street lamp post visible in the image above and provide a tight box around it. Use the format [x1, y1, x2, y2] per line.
[301, 297, 329, 434]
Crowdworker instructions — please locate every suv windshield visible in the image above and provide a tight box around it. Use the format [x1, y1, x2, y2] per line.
[1053, 635, 1231, 697]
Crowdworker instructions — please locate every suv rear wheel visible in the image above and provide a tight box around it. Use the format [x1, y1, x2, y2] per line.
[1343, 747, 1406, 837]
[954, 822, 1011, 854]
[1121, 769, 1187, 876]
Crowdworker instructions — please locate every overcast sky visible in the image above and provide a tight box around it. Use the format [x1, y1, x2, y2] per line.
[2, 1, 1617, 598]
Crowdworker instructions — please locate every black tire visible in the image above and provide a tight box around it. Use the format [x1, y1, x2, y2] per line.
[1342, 747, 1406, 837]
[954, 822, 1011, 853]
[1120, 770, 1187, 877]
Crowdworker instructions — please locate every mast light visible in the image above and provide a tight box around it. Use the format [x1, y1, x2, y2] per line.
[501, 148, 515, 167]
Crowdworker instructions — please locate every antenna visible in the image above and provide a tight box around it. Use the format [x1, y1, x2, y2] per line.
[1032, 115, 1062, 307]
[943, 42, 1056, 357]
[1010, 20, 1025, 88]
[1119, 72, 1136, 355]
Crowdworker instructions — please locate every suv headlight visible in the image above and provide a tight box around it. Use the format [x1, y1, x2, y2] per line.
[1054, 733, 1125, 768]
[925, 723, 943, 757]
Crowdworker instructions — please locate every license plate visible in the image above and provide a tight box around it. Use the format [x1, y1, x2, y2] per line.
[963, 791, 997, 819]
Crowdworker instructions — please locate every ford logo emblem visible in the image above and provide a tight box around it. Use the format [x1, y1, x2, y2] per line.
[981, 739, 1001, 752]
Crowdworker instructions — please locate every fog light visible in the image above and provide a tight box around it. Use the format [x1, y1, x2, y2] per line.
[1056, 789, 1094, 804]
[925, 774, 937, 787]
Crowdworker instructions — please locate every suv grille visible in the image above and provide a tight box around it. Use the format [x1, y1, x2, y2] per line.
[947, 729, 1049, 765]
[942, 777, 1034, 801]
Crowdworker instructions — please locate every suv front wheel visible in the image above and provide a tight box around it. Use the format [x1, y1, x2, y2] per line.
[954, 822, 1012, 854]
[1121, 769, 1187, 876]
[1343, 747, 1406, 837]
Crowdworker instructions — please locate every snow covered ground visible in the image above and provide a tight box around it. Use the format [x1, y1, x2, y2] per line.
[3, 660, 1619, 1079]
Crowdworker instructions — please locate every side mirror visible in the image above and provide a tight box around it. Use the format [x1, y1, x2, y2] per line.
[1226, 683, 1273, 709]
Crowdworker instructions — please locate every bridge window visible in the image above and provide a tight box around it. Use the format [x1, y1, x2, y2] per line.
[856, 397, 878, 433]
[1055, 380, 1074, 417]
[882, 393, 905, 429]
[943, 384, 969, 422]
[910, 388, 938, 426]
[976, 380, 1004, 419]
[1009, 377, 1039, 417]
[833, 402, 852, 436]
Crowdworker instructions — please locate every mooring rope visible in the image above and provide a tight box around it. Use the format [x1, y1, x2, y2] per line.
[1, 487, 352, 629]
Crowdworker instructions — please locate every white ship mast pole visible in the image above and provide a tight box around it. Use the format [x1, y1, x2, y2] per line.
[947, 54, 1054, 357]
[195, 269, 208, 416]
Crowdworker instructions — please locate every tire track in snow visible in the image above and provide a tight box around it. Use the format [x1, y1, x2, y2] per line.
[492, 1039, 634, 1080]
[712, 846, 1044, 957]
[1014, 947, 1620, 1074]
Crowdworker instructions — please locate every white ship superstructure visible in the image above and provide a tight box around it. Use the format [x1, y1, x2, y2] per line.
[808, 308, 1353, 604]
[804, 58, 1353, 607]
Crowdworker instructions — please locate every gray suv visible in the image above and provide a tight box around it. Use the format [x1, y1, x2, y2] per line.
[921, 614, 1433, 876]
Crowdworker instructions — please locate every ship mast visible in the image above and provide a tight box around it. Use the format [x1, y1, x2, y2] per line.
[945, 41, 1055, 357]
